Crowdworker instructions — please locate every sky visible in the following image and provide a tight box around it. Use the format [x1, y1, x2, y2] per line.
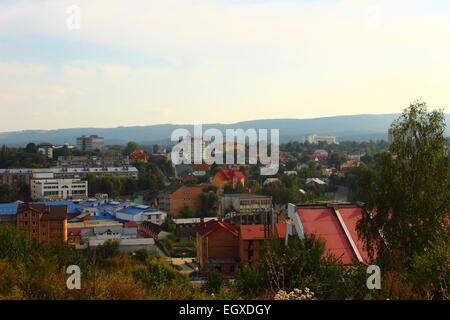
[0, 0, 449, 132]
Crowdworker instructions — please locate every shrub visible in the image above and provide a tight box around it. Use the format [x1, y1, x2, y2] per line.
[203, 270, 224, 294]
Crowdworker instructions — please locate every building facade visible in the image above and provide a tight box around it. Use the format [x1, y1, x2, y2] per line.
[37, 142, 54, 159]
[31, 178, 88, 201]
[305, 134, 338, 144]
[196, 219, 240, 275]
[0, 167, 138, 189]
[158, 184, 204, 217]
[76, 135, 105, 151]
[16, 203, 68, 243]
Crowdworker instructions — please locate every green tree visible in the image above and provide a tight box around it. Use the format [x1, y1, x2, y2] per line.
[25, 143, 37, 154]
[203, 270, 224, 294]
[179, 203, 196, 218]
[125, 141, 139, 155]
[358, 102, 450, 266]
[0, 184, 17, 203]
[201, 191, 219, 217]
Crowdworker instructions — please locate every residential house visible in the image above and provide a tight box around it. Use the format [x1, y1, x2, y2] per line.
[239, 223, 286, 266]
[196, 218, 240, 275]
[212, 170, 245, 189]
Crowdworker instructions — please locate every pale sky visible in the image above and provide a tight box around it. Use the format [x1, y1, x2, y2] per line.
[0, 0, 449, 132]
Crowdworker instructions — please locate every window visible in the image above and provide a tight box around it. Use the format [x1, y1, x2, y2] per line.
[23, 213, 28, 218]
[23, 222, 28, 227]
[42, 232, 47, 236]
[32, 221, 37, 226]
[32, 213, 37, 218]
[32, 229, 38, 234]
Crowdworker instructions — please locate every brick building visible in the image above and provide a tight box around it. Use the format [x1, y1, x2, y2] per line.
[158, 184, 204, 217]
[239, 223, 286, 266]
[16, 203, 68, 243]
[196, 218, 240, 275]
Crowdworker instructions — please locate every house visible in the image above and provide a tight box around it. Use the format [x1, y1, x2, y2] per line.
[196, 218, 240, 275]
[239, 223, 286, 266]
[285, 203, 372, 264]
[340, 160, 361, 170]
[16, 203, 68, 243]
[305, 178, 326, 187]
[212, 170, 245, 189]
[129, 149, 149, 163]
[158, 184, 204, 217]
[263, 178, 280, 186]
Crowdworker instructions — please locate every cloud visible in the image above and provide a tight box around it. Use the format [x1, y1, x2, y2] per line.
[0, 0, 448, 131]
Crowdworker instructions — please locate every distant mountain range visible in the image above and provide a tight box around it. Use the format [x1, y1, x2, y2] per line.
[1, 114, 449, 147]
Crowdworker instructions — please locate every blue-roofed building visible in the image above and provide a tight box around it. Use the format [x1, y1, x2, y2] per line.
[0, 198, 167, 225]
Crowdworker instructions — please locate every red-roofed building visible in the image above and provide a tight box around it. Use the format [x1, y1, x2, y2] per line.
[196, 218, 240, 275]
[16, 203, 68, 243]
[212, 170, 245, 189]
[286, 204, 373, 264]
[239, 223, 286, 266]
[129, 150, 149, 163]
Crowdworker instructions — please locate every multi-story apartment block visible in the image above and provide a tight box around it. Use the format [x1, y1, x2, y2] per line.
[158, 184, 204, 217]
[37, 142, 54, 159]
[221, 194, 272, 215]
[305, 134, 338, 145]
[57, 155, 130, 167]
[76, 135, 105, 151]
[16, 203, 68, 243]
[0, 167, 138, 189]
[31, 178, 88, 201]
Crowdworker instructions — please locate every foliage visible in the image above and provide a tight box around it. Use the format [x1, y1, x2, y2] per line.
[203, 269, 225, 294]
[201, 191, 220, 217]
[235, 265, 266, 298]
[132, 254, 190, 292]
[180, 203, 196, 218]
[357, 102, 450, 266]
[0, 224, 36, 263]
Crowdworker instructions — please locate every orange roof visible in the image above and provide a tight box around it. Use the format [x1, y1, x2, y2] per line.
[129, 150, 149, 161]
[240, 223, 286, 240]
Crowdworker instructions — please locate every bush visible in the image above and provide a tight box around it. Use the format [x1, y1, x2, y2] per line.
[235, 265, 266, 298]
[203, 270, 224, 294]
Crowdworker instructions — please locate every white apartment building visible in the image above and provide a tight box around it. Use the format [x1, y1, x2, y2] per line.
[305, 134, 338, 145]
[31, 178, 88, 201]
[76, 135, 105, 151]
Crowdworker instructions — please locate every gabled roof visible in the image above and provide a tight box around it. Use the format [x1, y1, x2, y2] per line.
[197, 219, 238, 237]
[296, 205, 370, 264]
[18, 203, 68, 221]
